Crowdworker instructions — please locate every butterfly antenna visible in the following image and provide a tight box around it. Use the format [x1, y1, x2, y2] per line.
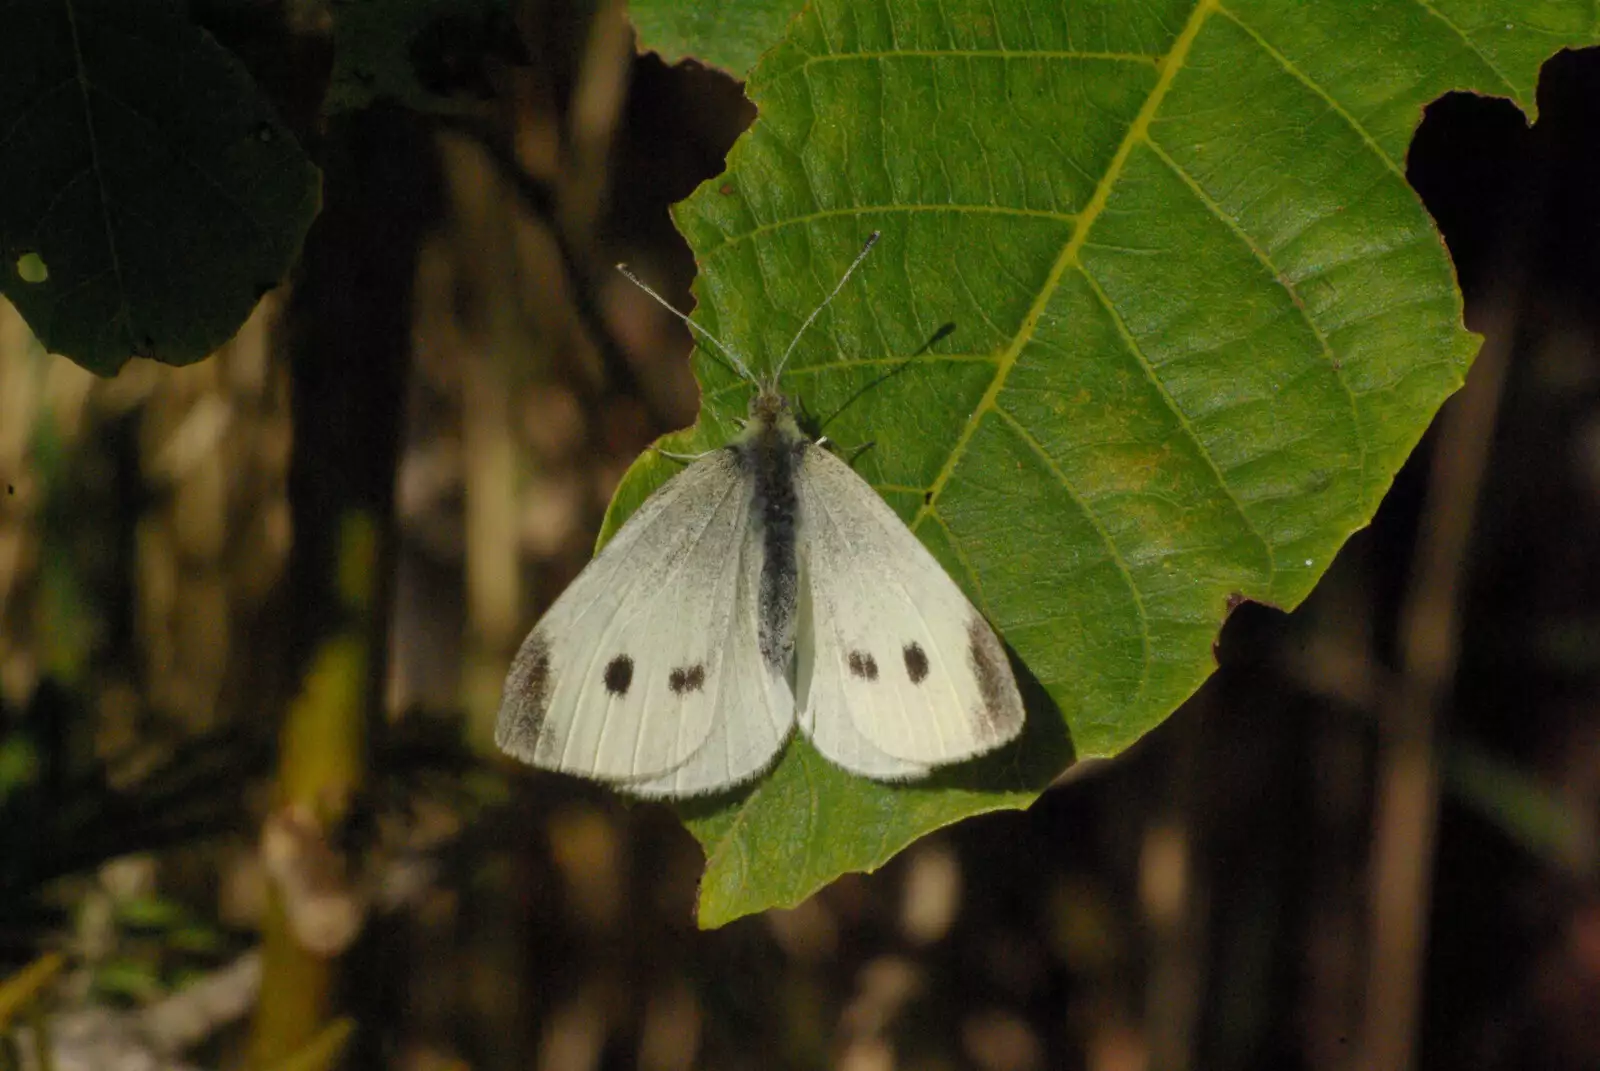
[616, 263, 757, 384]
[772, 231, 881, 384]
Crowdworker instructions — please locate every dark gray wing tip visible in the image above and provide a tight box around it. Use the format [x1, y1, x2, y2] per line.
[966, 614, 1025, 744]
[496, 633, 554, 762]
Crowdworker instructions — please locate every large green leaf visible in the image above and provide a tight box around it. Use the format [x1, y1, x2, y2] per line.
[0, 0, 319, 375]
[610, 0, 1600, 927]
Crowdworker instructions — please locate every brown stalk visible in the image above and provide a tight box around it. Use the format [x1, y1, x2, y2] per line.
[1354, 301, 1514, 1071]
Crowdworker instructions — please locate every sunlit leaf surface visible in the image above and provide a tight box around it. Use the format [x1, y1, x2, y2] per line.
[614, 0, 1600, 926]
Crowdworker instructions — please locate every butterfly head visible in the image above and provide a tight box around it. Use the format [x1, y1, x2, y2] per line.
[747, 384, 792, 427]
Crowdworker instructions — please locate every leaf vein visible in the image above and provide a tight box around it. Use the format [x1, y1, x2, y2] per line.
[793, 49, 1162, 70]
[82, 77, 271, 240]
[1077, 264, 1277, 582]
[698, 204, 1079, 265]
[921, 505, 991, 610]
[1215, 4, 1405, 180]
[991, 406, 1152, 710]
[1406, 0, 1521, 97]
[700, 769, 769, 904]
[0, 76, 78, 154]
[910, 0, 1219, 528]
[703, 353, 999, 405]
[64, 0, 130, 346]
[28, 164, 96, 237]
[1326, 291, 1456, 337]
[1142, 137, 1368, 497]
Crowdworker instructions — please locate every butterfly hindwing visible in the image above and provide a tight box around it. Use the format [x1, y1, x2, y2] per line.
[622, 499, 795, 796]
[793, 445, 1025, 773]
[497, 450, 759, 784]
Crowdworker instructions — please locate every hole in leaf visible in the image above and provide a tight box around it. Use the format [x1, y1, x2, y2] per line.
[16, 252, 47, 283]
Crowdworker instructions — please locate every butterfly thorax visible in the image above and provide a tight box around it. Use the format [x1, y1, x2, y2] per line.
[732, 385, 806, 467]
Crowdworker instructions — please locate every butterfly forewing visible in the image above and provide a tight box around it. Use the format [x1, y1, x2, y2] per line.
[496, 451, 754, 783]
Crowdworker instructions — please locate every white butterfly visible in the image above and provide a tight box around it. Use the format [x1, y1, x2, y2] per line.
[496, 234, 1025, 796]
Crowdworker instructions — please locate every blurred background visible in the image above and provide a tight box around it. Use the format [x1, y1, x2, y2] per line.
[0, 4, 1596, 1069]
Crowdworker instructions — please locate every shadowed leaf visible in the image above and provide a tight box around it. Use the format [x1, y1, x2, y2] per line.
[0, 0, 319, 375]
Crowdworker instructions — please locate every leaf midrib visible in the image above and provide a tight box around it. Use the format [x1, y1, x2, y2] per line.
[696, 0, 1223, 900]
[907, 0, 1219, 537]
[64, 0, 131, 341]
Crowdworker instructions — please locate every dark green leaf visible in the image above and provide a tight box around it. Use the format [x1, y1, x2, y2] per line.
[0, 0, 319, 375]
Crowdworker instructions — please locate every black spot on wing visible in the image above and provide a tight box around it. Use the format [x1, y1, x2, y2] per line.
[669, 664, 706, 695]
[966, 616, 1019, 740]
[847, 650, 879, 680]
[498, 634, 552, 756]
[604, 655, 634, 696]
[903, 642, 929, 684]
